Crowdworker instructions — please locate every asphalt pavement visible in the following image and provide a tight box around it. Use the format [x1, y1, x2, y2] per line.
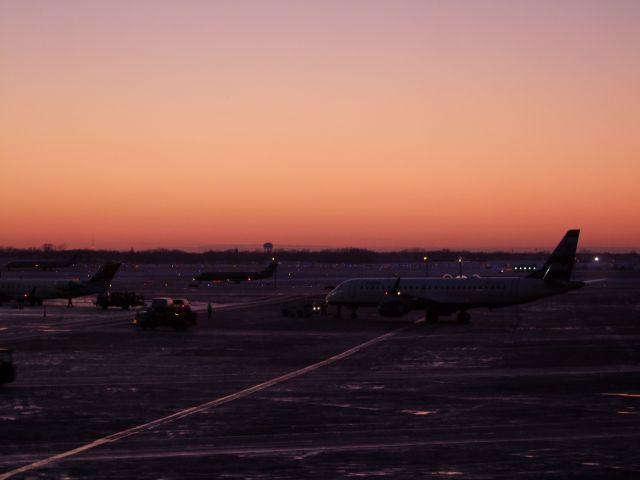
[1, 268, 639, 479]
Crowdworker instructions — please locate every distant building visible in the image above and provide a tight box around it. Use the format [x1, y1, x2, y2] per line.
[264, 242, 273, 254]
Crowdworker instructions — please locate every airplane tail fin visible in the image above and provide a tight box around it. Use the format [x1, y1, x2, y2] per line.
[527, 229, 580, 282]
[88, 262, 121, 288]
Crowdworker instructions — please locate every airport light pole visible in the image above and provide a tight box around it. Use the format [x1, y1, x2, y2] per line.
[458, 256, 463, 277]
[273, 257, 277, 289]
[423, 256, 429, 277]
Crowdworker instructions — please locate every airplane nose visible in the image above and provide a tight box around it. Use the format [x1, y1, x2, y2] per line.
[325, 287, 340, 304]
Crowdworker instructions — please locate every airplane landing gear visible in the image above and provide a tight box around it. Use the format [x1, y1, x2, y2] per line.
[457, 311, 470, 324]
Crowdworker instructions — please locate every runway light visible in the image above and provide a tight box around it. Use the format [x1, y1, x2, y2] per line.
[594, 256, 600, 262]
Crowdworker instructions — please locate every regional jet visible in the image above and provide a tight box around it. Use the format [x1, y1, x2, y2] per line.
[326, 230, 584, 322]
[0, 261, 121, 307]
[4, 252, 80, 271]
[192, 260, 278, 283]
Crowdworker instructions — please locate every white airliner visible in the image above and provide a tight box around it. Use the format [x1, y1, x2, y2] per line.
[0, 262, 121, 306]
[326, 230, 584, 322]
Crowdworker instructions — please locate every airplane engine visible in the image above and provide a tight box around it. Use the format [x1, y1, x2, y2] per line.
[377, 299, 409, 317]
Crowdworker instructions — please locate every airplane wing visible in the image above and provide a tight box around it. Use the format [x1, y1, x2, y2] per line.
[377, 278, 441, 317]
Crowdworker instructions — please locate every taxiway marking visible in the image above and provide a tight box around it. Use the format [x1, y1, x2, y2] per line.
[0, 320, 419, 479]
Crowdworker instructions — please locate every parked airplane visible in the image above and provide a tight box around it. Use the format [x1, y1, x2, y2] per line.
[4, 252, 80, 271]
[192, 260, 278, 283]
[0, 262, 121, 306]
[326, 230, 584, 322]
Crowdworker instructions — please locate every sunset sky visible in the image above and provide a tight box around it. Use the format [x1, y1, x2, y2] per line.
[1, 1, 638, 251]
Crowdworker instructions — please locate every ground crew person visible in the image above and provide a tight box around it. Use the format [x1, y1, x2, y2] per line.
[207, 302, 213, 320]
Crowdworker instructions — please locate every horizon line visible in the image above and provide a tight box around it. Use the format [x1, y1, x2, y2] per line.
[0, 244, 637, 255]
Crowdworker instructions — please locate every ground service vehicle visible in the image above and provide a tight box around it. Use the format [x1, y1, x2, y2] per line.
[0, 348, 16, 386]
[172, 298, 197, 324]
[281, 300, 326, 318]
[134, 297, 197, 331]
[95, 291, 145, 310]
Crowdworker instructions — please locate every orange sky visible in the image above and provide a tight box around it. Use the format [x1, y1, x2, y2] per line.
[1, 1, 639, 251]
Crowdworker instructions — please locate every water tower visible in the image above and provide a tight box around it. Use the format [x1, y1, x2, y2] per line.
[263, 242, 274, 254]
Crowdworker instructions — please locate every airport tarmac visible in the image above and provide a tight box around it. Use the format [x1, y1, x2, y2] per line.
[1, 267, 639, 479]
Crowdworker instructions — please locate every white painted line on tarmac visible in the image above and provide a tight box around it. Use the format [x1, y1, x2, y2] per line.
[5, 429, 637, 464]
[0, 320, 420, 479]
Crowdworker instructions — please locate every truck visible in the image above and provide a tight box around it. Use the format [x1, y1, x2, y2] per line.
[95, 291, 145, 310]
[133, 297, 197, 331]
[172, 298, 197, 325]
[0, 348, 15, 386]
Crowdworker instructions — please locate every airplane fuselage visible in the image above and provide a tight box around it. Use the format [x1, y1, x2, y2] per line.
[193, 261, 278, 283]
[0, 278, 97, 302]
[326, 276, 585, 317]
[5, 256, 77, 271]
[194, 270, 271, 283]
[0, 262, 120, 304]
